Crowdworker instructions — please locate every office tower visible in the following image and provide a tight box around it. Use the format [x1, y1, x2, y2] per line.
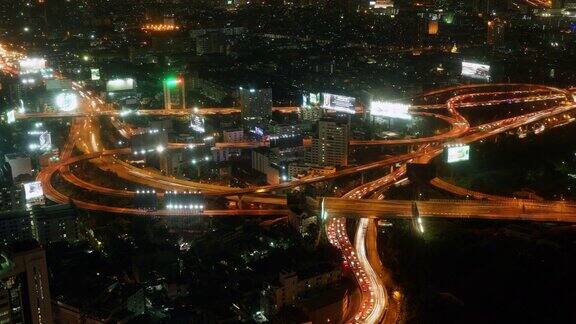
[163, 76, 186, 110]
[307, 119, 349, 167]
[239, 87, 272, 123]
[0, 241, 53, 324]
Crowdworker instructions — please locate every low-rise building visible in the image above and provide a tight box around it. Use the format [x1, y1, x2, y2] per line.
[4, 154, 32, 181]
[263, 265, 342, 313]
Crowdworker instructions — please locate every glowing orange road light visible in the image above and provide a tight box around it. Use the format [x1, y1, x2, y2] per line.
[142, 24, 180, 32]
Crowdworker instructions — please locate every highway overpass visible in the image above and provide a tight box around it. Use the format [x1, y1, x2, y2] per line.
[322, 197, 576, 223]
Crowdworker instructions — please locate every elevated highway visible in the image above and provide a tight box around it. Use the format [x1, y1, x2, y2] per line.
[322, 198, 576, 223]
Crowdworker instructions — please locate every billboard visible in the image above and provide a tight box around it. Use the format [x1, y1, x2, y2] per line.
[321, 93, 356, 114]
[19, 58, 46, 74]
[446, 145, 470, 163]
[302, 93, 321, 107]
[106, 78, 135, 92]
[370, 101, 412, 120]
[91, 68, 100, 81]
[39, 131, 52, 150]
[310, 93, 320, 105]
[24, 181, 44, 200]
[190, 115, 205, 133]
[55, 92, 79, 111]
[6, 109, 15, 124]
[370, 0, 394, 8]
[462, 61, 491, 80]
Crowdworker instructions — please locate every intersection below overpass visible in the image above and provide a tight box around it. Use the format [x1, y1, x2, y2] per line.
[321, 198, 576, 223]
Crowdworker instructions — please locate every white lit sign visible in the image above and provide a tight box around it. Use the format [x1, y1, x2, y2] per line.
[446, 145, 470, 163]
[370, 101, 412, 119]
[190, 115, 205, 133]
[310, 93, 320, 105]
[462, 61, 491, 80]
[302, 93, 321, 108]
[90, 68, 101, 81]
[370, 0, 394, 9]
[24, 181, 44, 200]
[6, 110, 15, 124]
[321, 93, 356, 114]
[106, 78, 135, 92]
[19, 58, 46, 74]
[55, 93, 79, 112]
[39, 131, 52, 150]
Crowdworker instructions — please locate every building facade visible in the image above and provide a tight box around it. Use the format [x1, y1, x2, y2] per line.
[239, 87, 272, 123]
[0, 242, 53, 324]
[307, 119, 349, 167]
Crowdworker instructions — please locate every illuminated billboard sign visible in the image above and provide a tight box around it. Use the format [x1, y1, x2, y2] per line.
[462, 61, 491, 80]
[55, 92, 79, 111]
[6, 110, 15, 124]
[39, 131, 52, 150]
[302, 93, 321, 108]
[19, 58, 46, 74]
[370, 101, 412, 120]
[446, 145, 470, 163]
[321, 93, 356, 114]
[190, 115, 205, 133]
[106, 78, 135, 92]
[370, 0, 394, 9]
[90, 68, 101, 81]
[310, 93, 320, 105]
[23, 181, 44, 201]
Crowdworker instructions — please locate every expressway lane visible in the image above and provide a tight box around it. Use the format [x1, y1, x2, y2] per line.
[323, 198, 576, 223]
[15, 106, 300, 119]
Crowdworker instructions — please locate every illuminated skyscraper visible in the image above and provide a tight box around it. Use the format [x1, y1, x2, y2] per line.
[163, 76, 186, 110]
[307, 119, 349, 167]
[0, 242, 53, 324]
[239, 87, 272, 124]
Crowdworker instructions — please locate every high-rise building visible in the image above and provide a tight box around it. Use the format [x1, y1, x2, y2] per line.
[0, 211, 34, 244]
[300, 106, 324, 122]
[0, 184, 25, 212]
[163, 76, 186, 110]
[30, 204, 80, 244]
[0, 241, 53, 324]
[307, 119, 349, 167]
[0, 204, 80, 245]
[196, 33, 228, 56]
[239, 87, 272, 123]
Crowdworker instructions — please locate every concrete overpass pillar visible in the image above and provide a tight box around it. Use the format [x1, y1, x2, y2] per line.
[411, 201, 424, 235]
[238, 194, 244, 210]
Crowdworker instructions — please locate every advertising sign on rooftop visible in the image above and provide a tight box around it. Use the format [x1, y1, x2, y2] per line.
[370, 101, 412, 120]
[462, 61, 491, 81]
[106, 78, 135, 92]
[321, 93, 356, 114]
[24, 181, 44, 201]
[446, 145, 470, 163]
